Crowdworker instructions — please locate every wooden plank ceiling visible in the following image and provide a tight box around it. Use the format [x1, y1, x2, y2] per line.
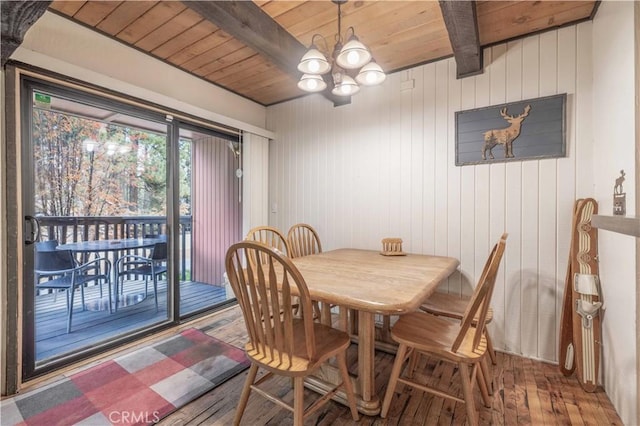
[48, 1, 597, 106]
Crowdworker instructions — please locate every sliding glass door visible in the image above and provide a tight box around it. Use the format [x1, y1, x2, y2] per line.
[22, 78, 173, 378]
[21, 76, 242, 380]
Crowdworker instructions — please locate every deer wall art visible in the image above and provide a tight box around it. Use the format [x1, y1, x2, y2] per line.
[455, 94, 565, 166]
[482, 104, 531, 160]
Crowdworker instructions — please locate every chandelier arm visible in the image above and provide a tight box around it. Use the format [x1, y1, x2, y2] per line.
[311, 33, 330, 56]
[345, 26, 355, 39]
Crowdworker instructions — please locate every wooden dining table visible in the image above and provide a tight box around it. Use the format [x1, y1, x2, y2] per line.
[290, 248, 459, 415]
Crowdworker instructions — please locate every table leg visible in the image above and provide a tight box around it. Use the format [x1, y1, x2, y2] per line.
[303, 310, 382, 416]
[357, 311, 378, 407]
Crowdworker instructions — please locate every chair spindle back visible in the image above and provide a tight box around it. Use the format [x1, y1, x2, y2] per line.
[452, 233, 508, 353]
[226, 241, 316, 367]
[245, 226, 289, 265]
[287, 223, 322, 258]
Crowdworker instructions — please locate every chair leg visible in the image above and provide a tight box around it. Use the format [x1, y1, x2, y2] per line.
[153, 275, 158, 312]
[348, 309, 358, 335]
[293, 376, 304, 426]
[336, 351, 359, 421]
[381, 343, 408, 418]
[459, 363, 478, 426]
[476, 362, 492, 407]
[381, 315, 391, 342]
[407, 349, 420, 379]
[486, 330, 497, 365]
[67, 287, 75, 334]
[115, 277, 119, 312]
[107, 278, 113, 314]
[480, 356, 493, 395]
[80, 283, 86, 311]
[233, 363, 258, 426]
[320, 303, 332, 326]
[338, 306, 348, 332]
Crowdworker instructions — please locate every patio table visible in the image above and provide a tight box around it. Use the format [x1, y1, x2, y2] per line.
[57, 237, 165, 310]
[289, 248, 459, 415]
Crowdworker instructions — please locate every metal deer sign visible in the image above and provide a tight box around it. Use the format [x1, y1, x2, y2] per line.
[455, 94, 566, 166]
[482, 105, 531, 160]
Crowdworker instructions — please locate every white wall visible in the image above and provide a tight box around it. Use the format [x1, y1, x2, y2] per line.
[11, 12, 272, 138]
[267, 18, 636, 424]
[591, 1, 637, 424]
[268, 24, 593, 360]
[242, 132, 271, 237]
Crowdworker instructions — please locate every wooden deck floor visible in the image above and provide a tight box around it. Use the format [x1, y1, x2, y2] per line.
[161, 306, 624, 425]
[35, 280, 228, 362]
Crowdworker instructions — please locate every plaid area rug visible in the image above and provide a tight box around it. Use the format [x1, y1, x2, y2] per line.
[2, 328, 250, 425]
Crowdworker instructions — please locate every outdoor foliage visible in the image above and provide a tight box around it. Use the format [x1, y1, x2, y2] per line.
[32, 107, 191, 218]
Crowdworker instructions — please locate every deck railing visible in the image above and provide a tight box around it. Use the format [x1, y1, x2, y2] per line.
[37, 215, 192, 280]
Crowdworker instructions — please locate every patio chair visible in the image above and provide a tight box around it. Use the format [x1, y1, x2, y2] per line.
[225, 241, 359, 426]
[35, 240, 60, 297]
[380, 233, 507, 426]
[35, 246, 112, 333]
[115, 241, 167, 312]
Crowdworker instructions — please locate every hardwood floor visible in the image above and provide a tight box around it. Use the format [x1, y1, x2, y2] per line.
[161, 306, 623, 425]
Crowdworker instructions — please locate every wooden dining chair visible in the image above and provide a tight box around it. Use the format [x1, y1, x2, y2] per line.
[287, 223, 322, 258]
[418, 235, 505, 368]
[420, 292, 498, 365]
[286, 223, 338, 325]
[225, 241, 359, 426]
[380, 233, 507, 426]
[418, 235, 507, 398]
[245, 226, 290, 263]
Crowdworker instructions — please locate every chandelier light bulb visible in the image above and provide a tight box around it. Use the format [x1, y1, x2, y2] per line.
[356, 60, 386, 86]
[331, 75, 360, 96]
[336, 36, 371, 69]
[297, 48, 331, 75]
[365, 71, 377, 84]
[308, 60, 321, 73]
[347, 50, 360, 66]
[298, 74, 327, 93]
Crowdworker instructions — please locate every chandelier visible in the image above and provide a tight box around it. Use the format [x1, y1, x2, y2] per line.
[297, 0, 385, 97]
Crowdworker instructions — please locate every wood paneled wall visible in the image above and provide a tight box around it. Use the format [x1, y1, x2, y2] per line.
[191, 135, 242, 285]
[266, 24, 594, 363]
[241, 132, 270, 237]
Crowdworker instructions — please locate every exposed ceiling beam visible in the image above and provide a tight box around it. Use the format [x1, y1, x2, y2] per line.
[1, 0, 52, 67]
[439, 0, 483, 79]
[183, 1, 349, 106]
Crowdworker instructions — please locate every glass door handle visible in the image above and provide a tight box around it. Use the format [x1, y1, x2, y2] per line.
[24, 215, 40, 245]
